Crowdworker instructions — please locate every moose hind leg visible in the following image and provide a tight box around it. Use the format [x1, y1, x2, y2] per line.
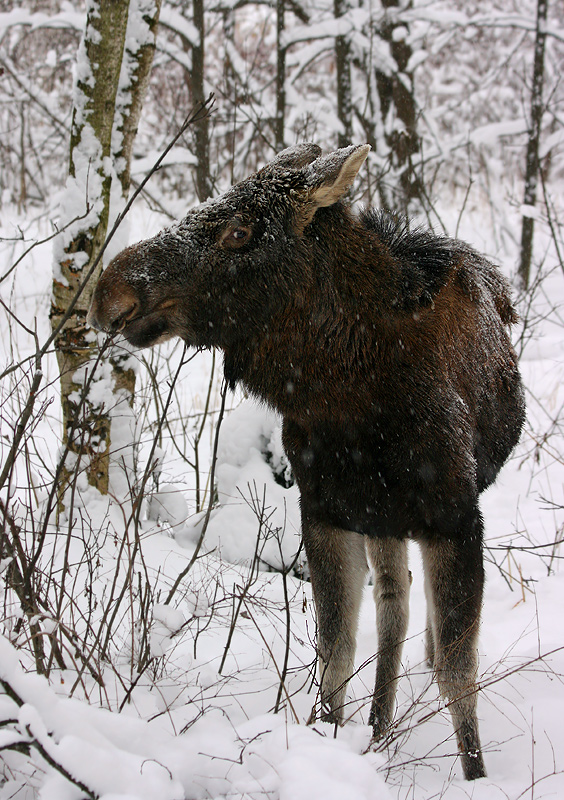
[424, 568, 436, 667]
[303, 518, 368, 724]
[419, 512, 487, 781]
[366, 537, 410, 739]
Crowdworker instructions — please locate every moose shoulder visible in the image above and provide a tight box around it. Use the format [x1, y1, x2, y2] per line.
[88, 143, 525, 781]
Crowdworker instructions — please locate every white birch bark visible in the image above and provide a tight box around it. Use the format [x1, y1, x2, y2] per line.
[51, 0, 161, 504]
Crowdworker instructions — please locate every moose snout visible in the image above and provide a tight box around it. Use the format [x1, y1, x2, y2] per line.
[87, 280, 140, 333]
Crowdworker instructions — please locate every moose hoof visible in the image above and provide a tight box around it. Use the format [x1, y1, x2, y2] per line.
[307, 703, 343, 728]
[320, 706, 343, 727]
[461, 748, 487, 781]
[368, 710, 392, 744]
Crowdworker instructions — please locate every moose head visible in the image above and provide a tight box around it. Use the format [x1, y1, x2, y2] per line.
[89, 143, 370, 353]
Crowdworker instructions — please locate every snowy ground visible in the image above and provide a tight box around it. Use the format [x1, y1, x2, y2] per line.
[0, 199, 563, 799]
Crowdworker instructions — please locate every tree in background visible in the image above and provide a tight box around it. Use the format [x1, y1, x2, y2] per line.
[518, 0, 549, 290]
[159, 0, 211, 201]
[275, 0, 287, 151]
[372, 0, 420, 212]
[334, 0, 353, 148]
[348, 0, 421, 213]
[50, 0, 161, 500]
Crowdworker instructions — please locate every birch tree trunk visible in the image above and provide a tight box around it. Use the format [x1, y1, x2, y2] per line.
[50, 0, 161, 501]
[518, 0, 548, 290]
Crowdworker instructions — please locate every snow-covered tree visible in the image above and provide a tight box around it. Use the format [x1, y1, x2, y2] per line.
[50, 0, 161, 500]
[519, 0, 549, 289]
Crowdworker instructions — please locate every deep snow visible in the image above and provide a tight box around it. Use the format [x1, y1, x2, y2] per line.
[1, 185, 563, 799]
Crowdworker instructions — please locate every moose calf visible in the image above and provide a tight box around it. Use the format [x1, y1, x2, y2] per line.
[88, 143, 525, 780]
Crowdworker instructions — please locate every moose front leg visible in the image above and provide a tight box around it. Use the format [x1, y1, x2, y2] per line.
[365, 537, 411, 738]
[419, 515, 487, 781]
[302, 515, 368, 725]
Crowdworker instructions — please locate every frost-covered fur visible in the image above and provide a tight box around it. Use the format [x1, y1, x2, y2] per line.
[89, 143, 526, 780]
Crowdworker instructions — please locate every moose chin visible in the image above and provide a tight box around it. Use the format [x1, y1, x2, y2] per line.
[89, 143, 525, 781]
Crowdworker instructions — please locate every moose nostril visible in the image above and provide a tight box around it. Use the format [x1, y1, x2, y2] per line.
[111, 302, 139, 332]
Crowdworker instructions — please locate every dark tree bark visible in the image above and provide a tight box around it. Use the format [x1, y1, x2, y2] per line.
[275, 0, 286, 151]
[173, 0, 211, 202]
[518, 0, 549, 290]
[374, 0, 420, 213]
[193, 0, 212, 201]
[334, 0, 352, 148]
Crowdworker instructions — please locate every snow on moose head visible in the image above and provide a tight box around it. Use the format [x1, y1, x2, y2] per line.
[88, 142, 369, 352]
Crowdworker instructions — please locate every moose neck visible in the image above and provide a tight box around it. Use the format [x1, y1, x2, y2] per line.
[222, 204, 400, 424]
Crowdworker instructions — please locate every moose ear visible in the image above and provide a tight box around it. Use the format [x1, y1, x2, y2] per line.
[307, 144, 371, 209]
[266, 142, 323, 170]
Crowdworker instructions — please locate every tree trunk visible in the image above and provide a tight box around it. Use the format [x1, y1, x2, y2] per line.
[334, 0, 353, 148]
[518, 0, 548, 290]
[374, 0, 420, 213]
[115, 0, 163, 200]
[275, 0, 286, 151]
[50, 0, 161, 502]
[193, 0, 212, 201]
[111, 0, 163, 481]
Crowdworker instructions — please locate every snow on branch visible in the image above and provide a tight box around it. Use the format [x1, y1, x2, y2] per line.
[401, 6, 564, 44]
[159, 5, 199, 48]
[0, 8, 84, 34]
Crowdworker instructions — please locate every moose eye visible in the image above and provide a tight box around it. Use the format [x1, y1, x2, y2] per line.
[221, 224, 252, 249]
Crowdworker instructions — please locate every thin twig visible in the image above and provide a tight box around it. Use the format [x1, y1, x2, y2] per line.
[165, 379, 228, 605]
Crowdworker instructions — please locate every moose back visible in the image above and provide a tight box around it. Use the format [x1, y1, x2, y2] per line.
[88, 143, 525, 780]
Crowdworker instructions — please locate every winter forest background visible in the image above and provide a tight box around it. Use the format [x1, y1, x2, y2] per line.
[0, 0, 563, 797]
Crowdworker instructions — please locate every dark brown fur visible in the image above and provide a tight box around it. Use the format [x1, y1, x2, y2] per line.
[88, 144, 525, 780]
